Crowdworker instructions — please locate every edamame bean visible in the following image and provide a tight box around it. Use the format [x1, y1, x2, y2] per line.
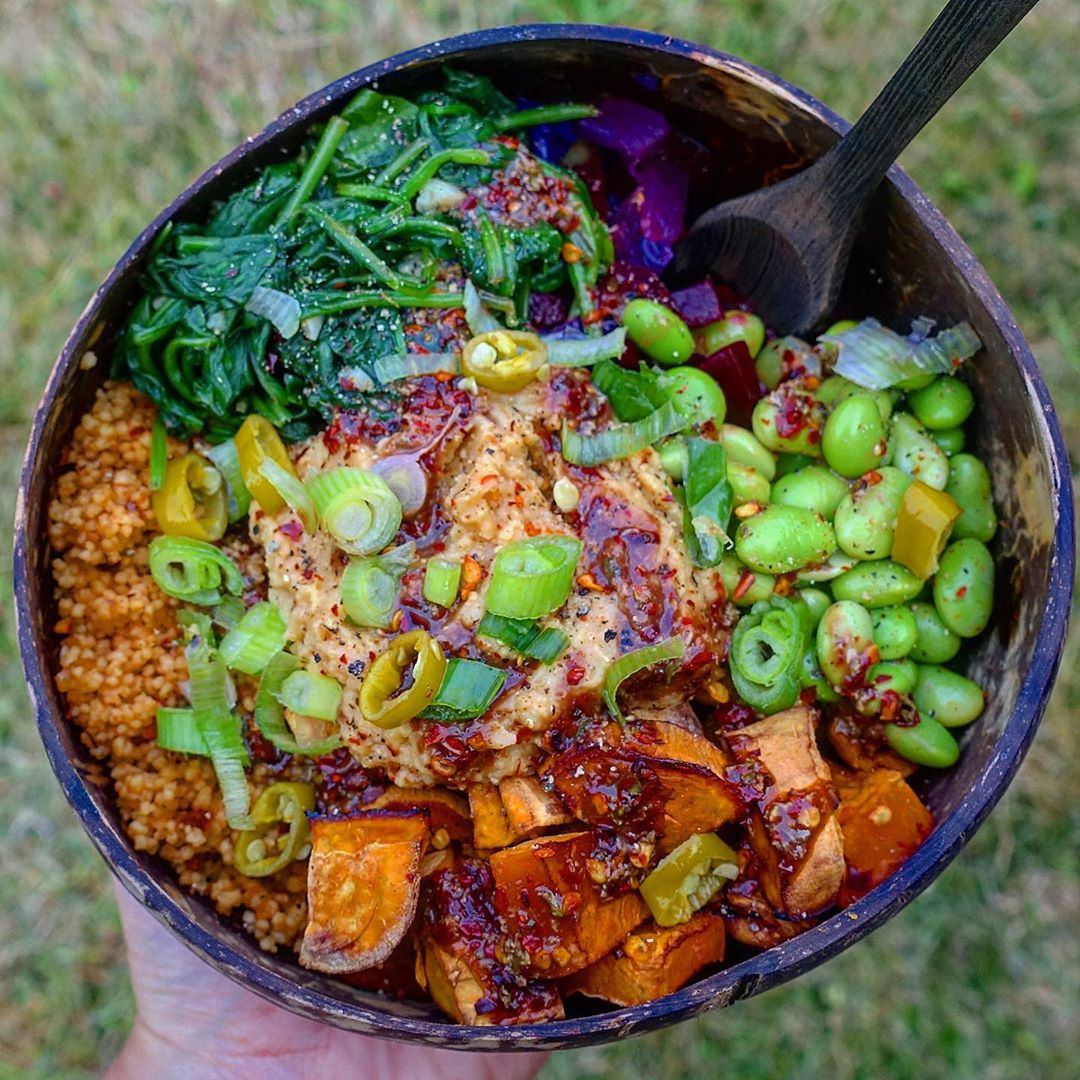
[774, 452, 816, 478]
[796, 551, 856, 583]
[821, 395, 888, 478]
[908, 377, 974, 430]
[930, 427, 966, 456]
[622, 299, 694, 367]
[720, 424, 776, 480]
[662, 366, 727, 426]
[871, 604, 918, 659]
[801, 647, 840, 702]
[890, 412, 949, 490]
[913, 665, 985, 727]
[720, 554, 775, 606]
[885, 716, 959, 767]
[755, 336, 815, 390]
[868, 658, 918, 695]
[908, 601, 961, 663]
[933, 538, 994, 637]
[822, 319, 859, 336]
[798, 587, 832, 625]
[728, 460, 772, 505]
[831, 559, 923, 608]
[658, 438, 688, 480]
[735, 505, 837, 573]
[695, 309, 766, 359]
[833, 466, 912, 561]
[815, 375, 895, 422]
[944, 453, 997, 542]
[816, 600, 875, 685]
[752, 390, 826, 456]
[772, 465, 849, 519]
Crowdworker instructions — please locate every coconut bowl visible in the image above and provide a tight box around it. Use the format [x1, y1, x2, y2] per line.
[13, 24, 1074, 1050]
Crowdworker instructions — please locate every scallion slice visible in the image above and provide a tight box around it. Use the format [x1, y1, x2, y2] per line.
[484, 535, 582, 620]
[560, 400, 687, 467]
[149, 417, 168, 491]
[148, 536, 243, 607]
[254, 652, 342, 756]
[306, 467, 402, 556]
[204, 438, 252, 523]
[419, 658, 508, 722]
[463, 279, 500, 336]
[544, 328, 626, 367]
[603, 637, 685, 723]
[278, 669, 343, 722]
[155, 707, 211, 757]
[477, 611, 570, 664]
[423, 557, 462, 608]
[340, 552, 408, 629]
[372, 351, 459, 384]
[259, 459, 318, 533]
[218, 601, 288, 675]
[212, 595, 247, 631]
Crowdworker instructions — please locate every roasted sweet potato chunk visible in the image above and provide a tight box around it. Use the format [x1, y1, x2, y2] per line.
[468, 783, 517, 850]
[727, 707, 844, 916]
[489, 830, 650, 977]
[499, 776, 572, 836]
[369, 786, 472, 843]
[419, 858, 564, 1024]
[563, 912, 726, 1007]
[299, 810, 429, 974]
[835, 768, 934, 905]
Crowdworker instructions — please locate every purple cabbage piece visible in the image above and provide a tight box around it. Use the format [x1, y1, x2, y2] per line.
[610, 193, 674, 273]
[578, 96, 669, 160]
[629, 155, 688, 245]
[670, 281, 723, 329]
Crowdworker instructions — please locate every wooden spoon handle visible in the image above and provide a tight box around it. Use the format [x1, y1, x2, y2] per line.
[820, 0, 1040, 212]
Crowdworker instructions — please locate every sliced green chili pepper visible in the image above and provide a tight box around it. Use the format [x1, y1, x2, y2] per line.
[729, 594, 814, 714]
[360, 629, 447, 729]
[639, 832, 739, 927]
[151, 453, 228, 541]
[234, 781, 316, 878]
[462, 329, 548, 392]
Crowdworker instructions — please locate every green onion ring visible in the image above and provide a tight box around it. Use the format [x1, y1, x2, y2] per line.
[306, 467, 402, 556]
[603, 637, 685, 723]
[218, 601, 288, 675]
[148, 535, 243, 607]
[484, 535, 582, 620]
[254, 652, 343, 756]
[561, 400, 688, 467]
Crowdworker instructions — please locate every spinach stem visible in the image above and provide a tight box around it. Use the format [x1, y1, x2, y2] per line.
[274, 115, 350, 229]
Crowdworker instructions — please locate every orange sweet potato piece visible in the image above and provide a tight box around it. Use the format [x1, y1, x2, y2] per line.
[489, 831, 649, 977]
[828, 712, 916, 777]
[468, 783, 517, 849]
[299, 810, 429, 974]
[369, 786, 472, 843]
[563, 913, 726, 1007]
[835, 768, 934, 905]
[499, 776, 572, 836]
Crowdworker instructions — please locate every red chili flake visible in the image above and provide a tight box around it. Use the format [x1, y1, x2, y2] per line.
[864, 470, 883, 485]
[339, 654, 348, 665]
[566, 665, 586, 686]
[129, 425, 147, 437]
[732, 571, 756, 602]
[956, 586, 968, 598]
[278, 520, 303, 541]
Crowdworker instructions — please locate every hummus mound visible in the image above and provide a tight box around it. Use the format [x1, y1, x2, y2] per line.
[254, 371, 728, 788]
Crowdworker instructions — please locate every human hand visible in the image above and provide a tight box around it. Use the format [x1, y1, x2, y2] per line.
[107, 882, 549, 1080]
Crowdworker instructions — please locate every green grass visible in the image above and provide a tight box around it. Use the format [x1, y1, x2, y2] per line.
[1, 2, 1077, 1076]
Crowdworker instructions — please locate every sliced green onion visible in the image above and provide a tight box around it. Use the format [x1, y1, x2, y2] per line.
[306, 467, 402, 556]
[603, 637, 685, 723]
[278, 669, 343, 722]
[423, 558, 462, 608]
[176, 607, 215, 643]
[212, 595, 247, 631]
[149, 417, 168, 491]
[400, 149, 490, 201]
[155, 707, 211, 757]
[561, 400, 687, 467]
[204, 439, 252, 523]
[493, 103, 598, 131]
[246, 286, 301, 339]
[255, 652, 342, 755]
[544, 328, 626, 367]
[186, 638, 252, 829]
[477, 612, 570, 664]
[301, 205, 408, 289]
[148, 536, 243, 607]
[218, 601, 288, 675]
[372, 351, 459, 384]
[341, 557, 399, 628]
[259, 459, 318, 532]
[419, 658, 507, 722]
[274, 114, 350, 228]
[484, 535, 582, 620]
[464, 279, 500, 335]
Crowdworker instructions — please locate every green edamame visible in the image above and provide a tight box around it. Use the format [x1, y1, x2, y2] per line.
[944, 454, 997, 542]
[908, 377, 974, 430]
[752, 390, 826, 456]
[930, 427, 966, 456]
[913, 664, 985, 727]
[801, 647, 840, 702]
[695, 310, 766, 359]
[831, 559, 922, 608]
[814, 375, 895, 422]
[833, 466, 912, 561]
[735, 505, 837, 574]
[868, 658, 918, 696]
[774, 452, 816, 479]
[658, 438, 688, 480]
[797, 587, 832, 625]
[890, 412, 949, 490]
[719, 554, 775, 607]
[816, 600, 875, 685]
[885, 716, 959, 767]
[822, 395, 888, 478]
[871, 604, 918, 660]
[933, 538, 994, 638]
[622, 298, 694, 367]
[755, 336, 814, 390]
[771, 465, 849, 519]
[908, 601, 961, 663]
[796, 551, 856, 583]
[728, 460, 771, 505]
[719, 424, 776, 480]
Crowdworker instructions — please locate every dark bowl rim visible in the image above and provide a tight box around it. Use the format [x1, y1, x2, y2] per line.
[13, 22, 1075, 1051]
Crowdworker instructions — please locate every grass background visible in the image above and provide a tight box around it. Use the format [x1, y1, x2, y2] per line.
[0, 1, 1076, 1076]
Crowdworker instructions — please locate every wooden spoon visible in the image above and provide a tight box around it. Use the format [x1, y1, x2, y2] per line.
[665, 0, 1041, 334]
